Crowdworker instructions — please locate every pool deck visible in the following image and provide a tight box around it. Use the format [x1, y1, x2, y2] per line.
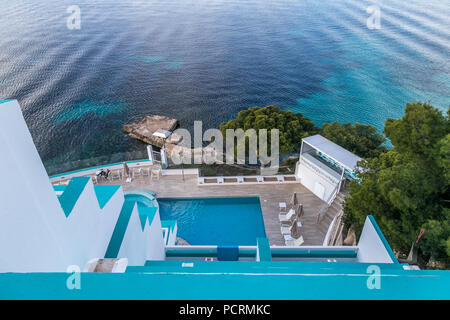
[91, 173, 327, 246]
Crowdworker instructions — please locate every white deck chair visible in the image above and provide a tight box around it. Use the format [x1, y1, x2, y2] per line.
[280, 220, 302, 235]
[278, 207, 295, 222]
[284, 235, 304, 246]
[281, 223, 292, 235]
[142, 167, 150, 177]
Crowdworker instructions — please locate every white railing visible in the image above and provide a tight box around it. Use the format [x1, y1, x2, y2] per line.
[322, 209, 344, 246]
[316, 182, 340, 224]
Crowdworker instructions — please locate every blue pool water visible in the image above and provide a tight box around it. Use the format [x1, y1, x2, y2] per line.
[0, 1, 448, 174]
[158, 197, 266, 246]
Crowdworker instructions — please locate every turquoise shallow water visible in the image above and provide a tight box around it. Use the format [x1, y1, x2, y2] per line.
[0, 0, 448, 174]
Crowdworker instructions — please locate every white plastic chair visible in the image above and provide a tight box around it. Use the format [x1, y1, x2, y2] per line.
[133, 168, 142, 178]
[151, 166, 162, 180]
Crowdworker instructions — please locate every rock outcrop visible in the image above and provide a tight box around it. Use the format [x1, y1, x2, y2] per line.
[123, 115, 179, 148]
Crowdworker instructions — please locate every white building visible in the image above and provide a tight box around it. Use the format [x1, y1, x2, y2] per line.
[296, 134, 361, 203]
[0, 99, 165, 272]
[1, 99, 447, 299]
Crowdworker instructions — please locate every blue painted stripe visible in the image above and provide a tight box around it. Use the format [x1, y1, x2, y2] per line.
[94, 185, 121, 209]
[368, 215, 399, 264]
[137, 205, 158, 230]
[0, 99, 13, 104]
[52, 185, 67, 192]
[161, 220, 176, 232]
[57, 177, 90, 217]
[104, 201, 136, 258]
[257, 238, 272, 261]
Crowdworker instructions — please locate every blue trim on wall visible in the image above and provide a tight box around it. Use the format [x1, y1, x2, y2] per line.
[368, 215, 399, 264]
[257, 238, 272, 261]
[57, 177, 90, 217]
[104, 201, 136, 258]
[137, 205, 158, 230]
[94, 185, 121, 209]
[49, 159, 151, 179]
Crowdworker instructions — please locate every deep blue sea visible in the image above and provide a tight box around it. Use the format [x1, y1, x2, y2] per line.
[0, 0, 448, 174]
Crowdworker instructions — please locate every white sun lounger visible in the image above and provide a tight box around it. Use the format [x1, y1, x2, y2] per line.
[284, 235, 304, 246]
[281, 224, 292, 235]
[278, 208, 295, 222]
[280, 220, 302, 234]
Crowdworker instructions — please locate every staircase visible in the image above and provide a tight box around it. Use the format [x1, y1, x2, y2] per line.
[316, 192, 346, 241]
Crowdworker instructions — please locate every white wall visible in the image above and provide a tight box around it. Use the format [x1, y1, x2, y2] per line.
[62, 181, 124, 268]
[145, 210, 166, 261]
[296, 154, 340, 202]
[0, 100, 165, 272]
[0, 100, 69, 272]
[118, 205, 165, 265]
[118, 204, 147, 266]
[357, 216, 395, 263]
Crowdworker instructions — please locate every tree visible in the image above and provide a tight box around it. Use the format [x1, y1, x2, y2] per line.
[344, 102, 449, 265]
[320, 122, 387, 158]
[220, 105, 318, 155]
[384, 102, 448, 158]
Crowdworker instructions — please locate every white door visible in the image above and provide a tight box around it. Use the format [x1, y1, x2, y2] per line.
[314, 182, 326, 200]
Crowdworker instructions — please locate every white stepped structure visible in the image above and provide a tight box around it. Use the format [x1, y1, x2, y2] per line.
[0, 100, 165, 272]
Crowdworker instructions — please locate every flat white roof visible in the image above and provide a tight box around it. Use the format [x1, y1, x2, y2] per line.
[302, 134, 361, 170]
[152, 129, 172, 139]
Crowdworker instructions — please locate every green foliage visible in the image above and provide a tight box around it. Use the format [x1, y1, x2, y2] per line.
[320, 122, 387, 158]
[344, 102, 450, 265]
[384, 102, 448, 158]
[419, 213, 450, 265]
[220, 105, 318, 154]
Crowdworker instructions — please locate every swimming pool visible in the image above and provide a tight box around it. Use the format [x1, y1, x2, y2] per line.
[158, 197, 266, 246]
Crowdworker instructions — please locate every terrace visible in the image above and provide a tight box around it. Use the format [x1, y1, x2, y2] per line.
[52, 165, 329, 246]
